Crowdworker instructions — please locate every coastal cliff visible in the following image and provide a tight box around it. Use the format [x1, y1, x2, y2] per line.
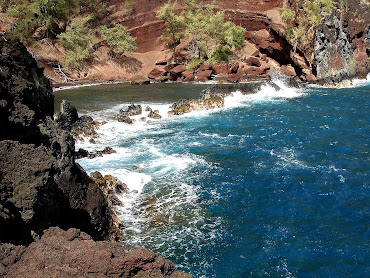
[1, 0, 368, 84]
[0, 40, 190, 277]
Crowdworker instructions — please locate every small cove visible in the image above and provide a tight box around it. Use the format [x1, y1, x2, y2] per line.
[54, 80, 370, 277]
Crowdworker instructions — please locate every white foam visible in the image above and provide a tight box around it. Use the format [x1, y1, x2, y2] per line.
[250, 79, 305, 101]
[309, 72, 370, 89]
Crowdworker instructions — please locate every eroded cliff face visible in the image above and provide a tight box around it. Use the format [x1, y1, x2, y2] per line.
[0, 40, 113, 244]
[5, 0, 368, 84]
[312, 2, 370, 83]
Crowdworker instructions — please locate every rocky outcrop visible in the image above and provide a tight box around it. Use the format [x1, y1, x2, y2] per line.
[312, 14, 356, 83]
[1, 227, 191, 278]
[75, 146, 117, 159]
[117, 104, 143, 124]
[56, 100, 106, 142]
[0, 40, 115, 245]
[168, 82, 262, 115]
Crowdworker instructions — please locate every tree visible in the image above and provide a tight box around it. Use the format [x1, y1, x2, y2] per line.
[182, 0, 245, 62]
[280, 0, 333, 44]
[58, 17, 92, 70]
[5, 0, 40, 45]
[36, 0, 76, 37]
[100, 23, 137, 55]
[155, 0, 183, 53]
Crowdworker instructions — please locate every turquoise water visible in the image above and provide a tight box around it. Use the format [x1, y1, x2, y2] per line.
[55, 80, 369, 277]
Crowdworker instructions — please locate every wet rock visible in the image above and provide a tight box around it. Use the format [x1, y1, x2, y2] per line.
[168, 86, 233, 115]
[145, 106, 152, 112]
[70, 114, 105, 141]
[214, 73, 229, 83]
[148, 111, 162, 119]
[2, 227, 191, 278]
[75, 146, 117, 159]
[91, 172, 128, 213]
[117, 104, 142, 123]
[55, 100, 78, 130]
[118, 115, 134, 124]
[280, 65, 297, 77]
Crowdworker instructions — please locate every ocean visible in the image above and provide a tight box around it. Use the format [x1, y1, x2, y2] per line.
[54, 77, 369, 277]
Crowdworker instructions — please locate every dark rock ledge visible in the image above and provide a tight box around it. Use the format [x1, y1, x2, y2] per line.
[0, 40, 191, 277]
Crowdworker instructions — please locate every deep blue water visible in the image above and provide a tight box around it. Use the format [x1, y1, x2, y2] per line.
[58, 81, 369, 277]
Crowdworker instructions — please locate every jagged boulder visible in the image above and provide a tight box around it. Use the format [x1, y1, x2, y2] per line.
[0, 40, 114, 245]
[148, 111, 162, 119]
[55, 100, 78, 130]
[119, 104, 142, 117]
[0, 40, 53, 143]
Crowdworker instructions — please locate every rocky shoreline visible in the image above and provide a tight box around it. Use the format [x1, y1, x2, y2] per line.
[0, 40, 190, 277]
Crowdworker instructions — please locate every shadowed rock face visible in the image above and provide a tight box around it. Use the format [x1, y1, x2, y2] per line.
[313, 14, 356, 83]
[1, 227, 191, 278]
[0, 40, 113, 245]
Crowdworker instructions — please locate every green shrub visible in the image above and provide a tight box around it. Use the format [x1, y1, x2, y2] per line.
[100, 23, 137, 55]
[155, 1, 183, 52]
[58, 17, 92, 70]
[286, 25, 294, 40]
[209, 45, 230, 62]
[6, 1, 40, 45]
[186, 58, 204, 69]
[280, 8, 295, 22]
[121, 0, 134, 10]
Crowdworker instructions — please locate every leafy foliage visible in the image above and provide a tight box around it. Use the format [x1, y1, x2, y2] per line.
[3, 0, 107, 43]
[182, 0, 245, 62]
[78, 0, 106, 20]
[280, 0, 333, 44]
[121, 0, 134, 10]
[156, 0, 245, 64]
[58, 17, 92, 70]
[186, 58, 205, 69]
[100, 24, 137, 54]
[5, 1, 41, 45]
[155, 0, 183, 52]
